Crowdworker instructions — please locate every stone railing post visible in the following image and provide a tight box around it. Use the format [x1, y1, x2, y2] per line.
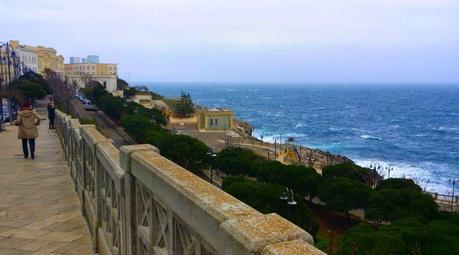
[69, 118, 81, 181]
[80, 125, 111, 252]
[119, 144, 160, 255]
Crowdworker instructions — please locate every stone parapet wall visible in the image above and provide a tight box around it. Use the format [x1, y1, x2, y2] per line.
[55, 110, 326, 255]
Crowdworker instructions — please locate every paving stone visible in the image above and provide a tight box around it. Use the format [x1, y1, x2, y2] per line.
[0, 108, 94, 254]
[0, 248, 34, 255]
[0, 237, 29, 249]
[37, 231, 82, 242]
[17, 239, 54, 251]
[0, 228, 49, 239]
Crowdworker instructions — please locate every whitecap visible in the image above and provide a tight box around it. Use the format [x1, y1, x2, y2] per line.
[329, 127, 343, 131]
[436, 126, 459, 132]
[353, 158, 457, 194]
[295, 123, 305, 128]
[360, 134, 382, 141]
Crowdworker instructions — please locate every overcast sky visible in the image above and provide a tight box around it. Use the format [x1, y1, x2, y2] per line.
[1, 0, 458, 83]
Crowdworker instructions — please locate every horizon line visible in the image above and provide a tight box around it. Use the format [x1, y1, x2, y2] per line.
[129, 81, 459, 86]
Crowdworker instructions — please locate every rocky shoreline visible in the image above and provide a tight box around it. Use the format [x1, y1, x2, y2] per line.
[232, 118, 352, 172]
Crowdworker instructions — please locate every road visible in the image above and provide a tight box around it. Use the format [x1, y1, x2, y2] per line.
[71, 99, 135, 148]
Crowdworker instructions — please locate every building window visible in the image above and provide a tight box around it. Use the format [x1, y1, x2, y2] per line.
[210, 119, 213, 126]
[103, 81, 107, 88]
[215, 119, 218, 126]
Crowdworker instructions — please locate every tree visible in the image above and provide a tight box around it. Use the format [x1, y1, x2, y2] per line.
[125, 102, 166, 126]
[318, 177, 372, 217]
[174, 91, 194, 118]
[376, 178, 422, 192]
[214, 148, 262, 176]
[123, 87, 137, 98]
[322, 162, 373, 184]
[335, 223, 408, 255]
[117, 78, 129, 90]
[42, 68, 75, 113]
[82, 83, 108, 102]
[18, 71, 52, 94]
[365, 188, 438, 222]
[419, 219, 459, 255]
[157, 134, 209, 174]
[383, 217, 459, 255]
[336, 216, 459, 255]
[256, 162, 323, 199]
[11, 79, 47, 103]
[122, 115, 161, 142]
[222, 177, 319, 237]
[97, 94, 123, 121]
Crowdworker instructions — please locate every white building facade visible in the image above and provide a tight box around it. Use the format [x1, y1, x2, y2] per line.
[10, 42, 38, 73]
[65, 60, 118, 93]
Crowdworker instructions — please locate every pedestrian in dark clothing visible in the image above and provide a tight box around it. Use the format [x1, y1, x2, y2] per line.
[47, 102, 55, 129]
[14, 102, 41, 159]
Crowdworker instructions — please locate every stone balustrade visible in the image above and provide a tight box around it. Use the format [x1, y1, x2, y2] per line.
[55, 110, 325, 255]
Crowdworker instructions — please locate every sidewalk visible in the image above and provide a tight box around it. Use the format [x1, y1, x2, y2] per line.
[0, 107, 93, 254]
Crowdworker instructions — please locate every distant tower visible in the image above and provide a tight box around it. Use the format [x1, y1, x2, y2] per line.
[87, 55, 99, 64]
[69, 57, 81, 64]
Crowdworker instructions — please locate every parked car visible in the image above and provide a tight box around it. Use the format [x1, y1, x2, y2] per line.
[75, 93, 85, 102]
[83, 100, 96, 111]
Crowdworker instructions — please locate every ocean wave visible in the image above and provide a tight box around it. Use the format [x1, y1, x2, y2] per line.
[360, 134, 382, 141]
[253, 130, 308, 143]
[295, 123, 305, 128]
[435, 126, 459, 132]
[353, 159, 457, 194]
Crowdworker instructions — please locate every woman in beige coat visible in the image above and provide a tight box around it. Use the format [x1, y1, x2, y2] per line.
[14, 102, 41, 159]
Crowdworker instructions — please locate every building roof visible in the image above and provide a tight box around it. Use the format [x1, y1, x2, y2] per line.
[201, 107, 233, 113]
[135, 91, 151, 96]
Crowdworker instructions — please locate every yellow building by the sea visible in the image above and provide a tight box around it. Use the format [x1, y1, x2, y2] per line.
[197, 108, 234, 132]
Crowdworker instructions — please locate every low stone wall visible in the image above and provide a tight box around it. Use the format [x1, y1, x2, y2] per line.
[55, 110, 325, 255]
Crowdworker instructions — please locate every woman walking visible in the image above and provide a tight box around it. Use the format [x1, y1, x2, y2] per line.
[47, 101, 55, 129]
[14, 102, 41, 159]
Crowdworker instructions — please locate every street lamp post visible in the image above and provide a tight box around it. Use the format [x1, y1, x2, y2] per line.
[207, 147, 217, 185]
[274, 137, 277, 157]
[0, 42, 21, 125]
[450, 179, 458, 211]
[385, 165, 393, 178]
[280, 187, 297, 219]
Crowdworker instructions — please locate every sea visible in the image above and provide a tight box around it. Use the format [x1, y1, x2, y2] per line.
[141, 83, 459, 194]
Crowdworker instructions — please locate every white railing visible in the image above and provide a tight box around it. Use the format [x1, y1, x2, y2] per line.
[425, 192, 459, 213]
[55, 110, 325, 255]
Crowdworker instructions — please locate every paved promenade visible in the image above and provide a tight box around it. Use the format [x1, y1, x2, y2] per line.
[0, 107, 93, 254]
